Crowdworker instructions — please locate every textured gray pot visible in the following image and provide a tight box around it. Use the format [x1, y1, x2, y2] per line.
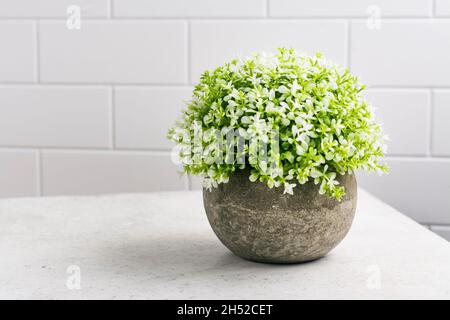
[203, 168, 357, 264]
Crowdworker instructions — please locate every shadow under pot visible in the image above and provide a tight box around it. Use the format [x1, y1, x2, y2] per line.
[203, 167, 357, 264]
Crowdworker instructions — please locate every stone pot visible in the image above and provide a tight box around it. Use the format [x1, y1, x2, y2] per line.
[203, 168, 357, 264]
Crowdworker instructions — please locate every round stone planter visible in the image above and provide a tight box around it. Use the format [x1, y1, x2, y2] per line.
[203, 168, 357, 264]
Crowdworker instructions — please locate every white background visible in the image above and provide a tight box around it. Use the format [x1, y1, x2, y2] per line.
[0, 0, 449, 240]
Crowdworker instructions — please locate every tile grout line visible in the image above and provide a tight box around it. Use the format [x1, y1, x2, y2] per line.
[429, 223, 450, 228]
[367, 85, 450, 89]
[0, 82, 192, 87]
[31, 147, 174, 155]
[0, 146, 447, 160]
[0, 145, 178, 152]
[384, 155, 450, 161]
[264, 0, 269, 17]
[2, 17, 449, 21]
[0, 83, 450, 89]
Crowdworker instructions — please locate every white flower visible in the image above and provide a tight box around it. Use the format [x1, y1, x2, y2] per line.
[326, 172, 339, 189]
[290, 80, 301, 95]
[283, 182, 296, 195]
[331, 119, 345, 135]
[249, 171, 259, 182]
[294, 117, 314, 133]
[259, 161, 268, 173]
[319, 180, 327, 195]
[203, 178, 218, 191]
[265, 101, 277, 113]
[247, 113, 270, 138]
[281, 118, 290, 126]
[268, 89, 276, 100]
[249, 74, 261, 85]
[278, 85, 289, 94]
[224, 88, 240, 101]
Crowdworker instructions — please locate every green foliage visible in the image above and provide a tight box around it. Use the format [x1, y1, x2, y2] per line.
[168, 48, 388, 200]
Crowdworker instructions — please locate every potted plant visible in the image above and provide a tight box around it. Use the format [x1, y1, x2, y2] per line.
[168, 48, 387, 263]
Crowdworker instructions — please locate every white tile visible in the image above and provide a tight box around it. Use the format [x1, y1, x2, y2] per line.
[39, 21, 186, 84]
[42, 151, 186, 195]
[432, 90, 450, 156]
[0, 150, 37, 198]
[351, 21, 450, 86]
[269, 0, 431, 17]
[0, 86, 110, 148]
[364, 89, 429, 155]
[0, 22, 34, 82]
[0, 0, 108, 17]
[430, 225, 450, 241]
[115, 87, 191, 150]
[113, 0, 265, 17]
[358, 158, 450, 225]
[190, 20, 347, 83]
[436, 0, 450, 16]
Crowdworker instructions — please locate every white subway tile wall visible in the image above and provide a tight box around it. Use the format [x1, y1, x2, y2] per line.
[39, 21, 187, 83]
[351, 21, 450, 86]
[0, 150, 37, 197]
[0, 0, 109, 18]
[363, 89, 430, 155]
[0, 21, 35, 82]
[436, 0, 450, 16]
[190, 20, 347, 81]
[113, 0, 266, 18]
[0, 86, 110, 147]
[268, 0, 432, 17]
[432, 90, 450, 156]
[114, 87, 192, 149]
[42, 151, 186, 195]
[357, 158, 450, 225]
[0, 0, 449, 240]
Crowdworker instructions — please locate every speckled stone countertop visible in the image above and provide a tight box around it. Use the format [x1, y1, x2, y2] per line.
[0, 189, 449, 299]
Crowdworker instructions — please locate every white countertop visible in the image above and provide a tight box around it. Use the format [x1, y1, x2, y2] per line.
[0, 189, 449, 300]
